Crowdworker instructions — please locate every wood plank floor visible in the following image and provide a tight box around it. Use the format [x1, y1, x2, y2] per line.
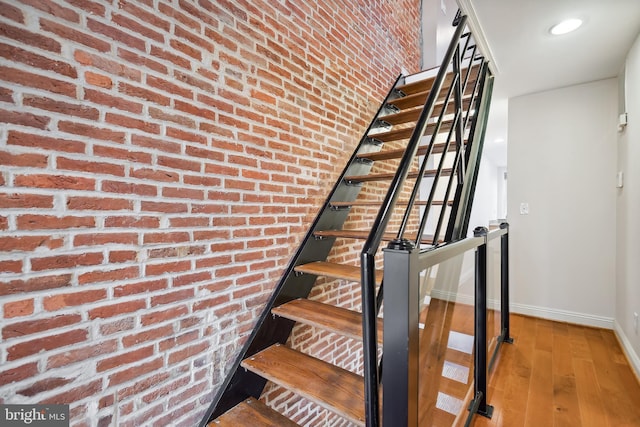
[471, 314, 640, 427]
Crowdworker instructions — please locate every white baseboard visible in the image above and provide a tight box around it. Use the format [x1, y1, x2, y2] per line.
[614, 321, 640, 381]
[509, 302, 615, 330]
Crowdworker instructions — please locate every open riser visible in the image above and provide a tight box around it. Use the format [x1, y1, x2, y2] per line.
[202, 13, 492, 427]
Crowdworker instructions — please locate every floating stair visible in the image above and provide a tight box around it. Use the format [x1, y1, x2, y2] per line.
[242, 344, 366, 426]
[272, 298, 383, 344]
[202, 18, 491, 425]
[209, 398, 300, 427]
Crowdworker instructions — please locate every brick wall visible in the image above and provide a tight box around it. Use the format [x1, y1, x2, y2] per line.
[0, 1, 421, 426]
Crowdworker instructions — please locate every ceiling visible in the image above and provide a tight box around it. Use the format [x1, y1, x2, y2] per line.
[459, 0, 640, 166]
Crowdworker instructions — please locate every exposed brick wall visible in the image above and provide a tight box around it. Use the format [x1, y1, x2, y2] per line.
[0, 1, 421, 426]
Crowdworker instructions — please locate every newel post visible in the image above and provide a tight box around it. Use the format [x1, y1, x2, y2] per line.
[382, 238, 420, 427]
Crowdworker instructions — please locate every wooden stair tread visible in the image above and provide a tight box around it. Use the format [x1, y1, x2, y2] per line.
[369, 119, 454, 143]
[272, 298, 383, 344]
[209, 397, 299, 427]
[242, 344, 366, 426]
[357, 141, 460, 162]
[314, 229, 439, 244]
[294, 261, 382, 285]
[395, 71, 459, 96]
[389, 79, 477, 110]
[382, 97, 473, 126]
[345, 168, 453, 183]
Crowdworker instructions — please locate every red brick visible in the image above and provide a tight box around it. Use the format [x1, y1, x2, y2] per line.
[23, 0, 79, 22]
[107, 358, 163, 387]
[40, 18, 109, 51]
[85, 71, 112, 88]
[105, 112, 160, 134]
[143, 232, 190, 245]
[130, 168, 180, 184]
[119, 82, 170, 106]
[170, 38, 201, 60]
[86, 19, 146, 52]
[40, 379, 102, 404]
[0, 66, 76, 97]
[97, 345, 154, 372]
[0, 108, 50, 129]
[67, 196, 133, 211]
[117, 47, 168, 74]
[18, 377, 74, 397]
[0, 362, 38, 387]
[140, 305, 188, 326]
[150, 288, 194, 307]
[0, 193, 53, 209]
[23, 95, 98, 119]
[73, 232, 137, 247]
[31, 252, 103, 272]
[147, 75, 193, 99]
[131, 134, 181, 154]
[169, 216, 210, 227]
[112, 13, 164, 43]
[149, 45, 191, 69]
[122, 325, 173, 348]
[84, 88, 142, 114]
[101, 179, 157, 197]
[17, 214, 94, 230]
[7, 130, 86, 153]
[161, 186, 205, 200]
[66, 0, 105, 15]
[109, 250, 137, 263]
[75, 48, 139, 77]
[3, 314, 82, 339]
[43, 289, 106, 311]
[140, 201, 188, 213]
[89, 300, 146, 319]
[100, 317, 135, 336]
[0, 274, 71, 297]
[78, 266, 139, 285]
[117, 373, 172, 401]
[113, 279, 167, 297]
[4, 299, 34, 318]
[46, 340, 117, 369]
[104, 215, 160, 228]
[167, 380, 207, 408]
[94, 146, 152, 165]
[14, 174, 94, 191]
[58, 121, 126, 143]
[173, 271, 211, 287]
[166, 127, 207, 145]
[0, 23, 61, 53]
[0, 1, 24, 23]
[168, 342, 208, 365]
[145, 260, 191, 276]
[7, 329, 88, 360]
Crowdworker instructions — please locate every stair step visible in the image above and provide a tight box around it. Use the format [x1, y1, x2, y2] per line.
[294, 261, 382, 285]
[272, 298, 383, 344]
[396, 71, 456, 96]
[389, 79, 477, 111]
[357, 141, 460, 162]
[345, 168, 453, 183]
[314, 229, 439, 244]
[382, 97, 473, 126]
[242, 344, 365, 426]
[209, 397, 299, 427]
[369, 119, 454, 143]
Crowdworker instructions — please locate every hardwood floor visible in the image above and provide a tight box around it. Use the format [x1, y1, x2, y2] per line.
[471, 314, 640, 427]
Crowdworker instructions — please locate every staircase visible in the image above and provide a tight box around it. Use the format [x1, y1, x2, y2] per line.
[200, 13, 493, 427]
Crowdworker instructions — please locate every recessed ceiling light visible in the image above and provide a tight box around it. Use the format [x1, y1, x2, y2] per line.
[550, 18, 583, 35]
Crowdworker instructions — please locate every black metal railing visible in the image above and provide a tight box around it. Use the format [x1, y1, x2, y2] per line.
[359, 12, 495, 426]
[383, 223, 513, 426]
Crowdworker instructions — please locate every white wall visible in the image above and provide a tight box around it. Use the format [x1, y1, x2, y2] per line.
[508, 79, 618, 327]
[616, 32, 640, 374]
